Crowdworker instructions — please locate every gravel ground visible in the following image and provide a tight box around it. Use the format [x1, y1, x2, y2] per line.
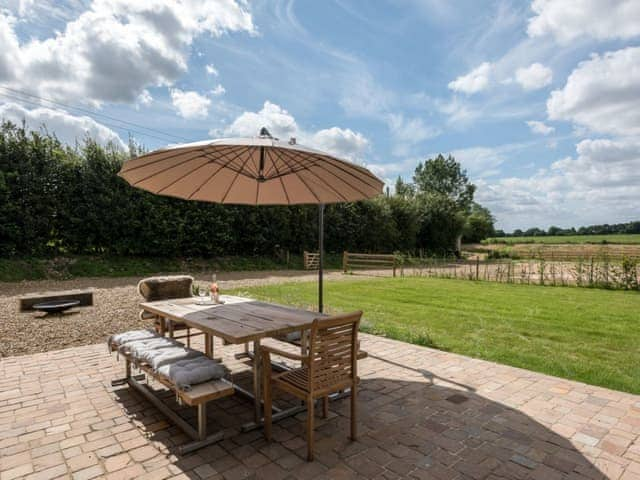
[0, 269, 387, 358]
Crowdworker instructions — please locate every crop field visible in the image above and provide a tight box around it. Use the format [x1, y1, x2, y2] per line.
[231, 277, 640, 394]
[483, 234, 640, 245]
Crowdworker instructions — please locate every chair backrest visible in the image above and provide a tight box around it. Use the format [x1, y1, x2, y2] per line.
[307, 311, 362, 393]
[137, 275, 194, 301]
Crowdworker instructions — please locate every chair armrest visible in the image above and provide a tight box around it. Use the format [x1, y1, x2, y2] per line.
[261, 345, 308, 363]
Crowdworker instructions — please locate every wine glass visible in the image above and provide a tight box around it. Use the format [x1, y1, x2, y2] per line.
[198, 283, 208, 301]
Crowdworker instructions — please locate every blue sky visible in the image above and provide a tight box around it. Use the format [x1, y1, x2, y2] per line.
[1, 0, 639, 231]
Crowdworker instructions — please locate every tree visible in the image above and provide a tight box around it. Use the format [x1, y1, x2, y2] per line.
[394, 176, 415, 198]
[413, 154, 475, 212]
[462, 203, 495, 243]
[413, 154, 477, 253]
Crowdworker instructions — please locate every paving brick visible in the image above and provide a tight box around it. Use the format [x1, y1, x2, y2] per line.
[1, 334, 640, 480]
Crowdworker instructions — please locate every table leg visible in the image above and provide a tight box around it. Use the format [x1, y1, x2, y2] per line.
[253, 339, 261, 423]
[205, 333, 213, 358]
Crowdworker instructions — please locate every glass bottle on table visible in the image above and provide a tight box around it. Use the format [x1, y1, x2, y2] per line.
[210, 274, 219, 303]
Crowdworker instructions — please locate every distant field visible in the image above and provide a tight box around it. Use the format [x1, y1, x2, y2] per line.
[231, 277, 640, 394]
[483, 234, 640, 245]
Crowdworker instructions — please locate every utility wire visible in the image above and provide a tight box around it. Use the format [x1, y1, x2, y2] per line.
[0, 85, 194, 144]
[0, 91, 184, 144]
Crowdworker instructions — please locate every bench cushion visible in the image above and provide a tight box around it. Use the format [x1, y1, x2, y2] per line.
[158, 356, 228, 391]
[108, 329, 159, 350]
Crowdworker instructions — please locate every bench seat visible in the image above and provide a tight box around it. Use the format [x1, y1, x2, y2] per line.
[110, 334, 233, 454]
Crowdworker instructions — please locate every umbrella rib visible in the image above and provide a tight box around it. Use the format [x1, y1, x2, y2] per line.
[120, 144, 237, 174]
[130, 151, 210, 186]
[280, 148, 352, 201]
[322, 153, 383, 184]
[309, 163, 367, 200]
[220, 148, 256, 204]
[320, 155, 383, 190]
[276, 149, 323, 204]
[279, 148, 351, 202]
[187, 146, 252, 200]
[268, 149, 292, 204]
[156, 158, 212, 195]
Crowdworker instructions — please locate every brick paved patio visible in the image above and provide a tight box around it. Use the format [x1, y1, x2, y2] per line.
[1, 334, 639, 480]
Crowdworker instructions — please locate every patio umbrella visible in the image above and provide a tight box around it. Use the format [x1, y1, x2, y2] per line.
[118, 128, 384, 312]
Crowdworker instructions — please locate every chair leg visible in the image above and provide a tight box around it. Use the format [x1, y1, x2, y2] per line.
[350, 382, 357, 441]
[306, 395, 314, 461]
[322, 396, 329, 419]
[262, 362, 272, 442]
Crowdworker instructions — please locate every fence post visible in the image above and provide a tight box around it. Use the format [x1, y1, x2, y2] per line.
[303, 251, 308, 269]
[476, 257, 480, 280]
[343, 251, 348, 273]
[392, 256, 397, 278]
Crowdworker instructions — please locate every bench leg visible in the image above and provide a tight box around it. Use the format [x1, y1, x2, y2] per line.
[198, 404, 207, 440]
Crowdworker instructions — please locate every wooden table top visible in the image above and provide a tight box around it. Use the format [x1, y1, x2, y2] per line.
[140, 295, 322, 344]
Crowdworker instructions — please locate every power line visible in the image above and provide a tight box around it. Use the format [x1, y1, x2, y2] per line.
[0, 85, 194, 144]
[0, 91, 185, 145]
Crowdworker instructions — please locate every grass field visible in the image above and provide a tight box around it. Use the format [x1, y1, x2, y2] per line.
[483, 234, 640, 245]
[231, 277, 640, 394]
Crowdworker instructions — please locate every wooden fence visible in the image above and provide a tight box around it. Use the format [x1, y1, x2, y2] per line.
[303, 251, 320, 270]
[400, 257, 640, 290]
[343, 252, 399, 277]
[509, 244, 640, 261]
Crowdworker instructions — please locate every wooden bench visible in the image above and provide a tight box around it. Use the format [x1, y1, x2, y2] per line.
[19, 289, 94, 312]
[110, 345, 234, 454]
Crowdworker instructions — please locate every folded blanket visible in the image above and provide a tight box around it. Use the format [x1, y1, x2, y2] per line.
[108, 329, 158, 351]
[157, 356, 229, 391]
[138, 345, 203, 371]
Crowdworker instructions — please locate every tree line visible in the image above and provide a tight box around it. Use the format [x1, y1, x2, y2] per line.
[495, 222, 640, 238]
[0, 123, 495, 258]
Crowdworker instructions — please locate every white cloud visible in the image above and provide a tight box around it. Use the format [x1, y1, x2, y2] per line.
[477, 137, 640, 230]
[224, 101, 298, 139]
[221, 101, 369, 160]
[526, 120, 554, 135]
[211, 84, 226, 96]
[386, 113, 441, 156]
[547, 46, 640, 137]
[0, 1, 253, 106]
[528, 0, 640, 43]
[0, 102, 125, 148]
[515, 63, 552, 90]
[170, 89, 211, 119]
[310, 127, 369, 160]
[448, 62, 492, 94]
[205, 64, 219, 76]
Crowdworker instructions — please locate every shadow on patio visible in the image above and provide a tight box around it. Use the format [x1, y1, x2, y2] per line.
[110, 353, 606, 479]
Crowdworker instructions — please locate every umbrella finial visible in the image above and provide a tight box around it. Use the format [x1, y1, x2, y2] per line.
[259, 127, 272, 138]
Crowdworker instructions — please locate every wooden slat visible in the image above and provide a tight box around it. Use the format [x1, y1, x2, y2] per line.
[140, 295, 322, 344]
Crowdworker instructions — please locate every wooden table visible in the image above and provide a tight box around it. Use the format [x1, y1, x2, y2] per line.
[140, 295, 322, 429]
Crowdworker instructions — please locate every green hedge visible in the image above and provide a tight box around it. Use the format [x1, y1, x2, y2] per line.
[0, 123, 430, 258]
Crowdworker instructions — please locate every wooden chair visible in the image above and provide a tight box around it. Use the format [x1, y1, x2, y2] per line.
[261, 311, 362, 461]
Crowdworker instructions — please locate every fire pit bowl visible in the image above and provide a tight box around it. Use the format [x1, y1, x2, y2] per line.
[32, 299, 81, 314]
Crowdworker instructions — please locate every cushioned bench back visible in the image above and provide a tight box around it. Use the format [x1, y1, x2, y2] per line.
[138, 275, 194, 301]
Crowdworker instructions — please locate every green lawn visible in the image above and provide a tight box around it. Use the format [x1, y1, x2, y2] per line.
[230, 277, 640, 394]
[483, 234, 640, 244]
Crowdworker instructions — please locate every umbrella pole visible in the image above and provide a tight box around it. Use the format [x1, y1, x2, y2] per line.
[318, 204, 324, 313]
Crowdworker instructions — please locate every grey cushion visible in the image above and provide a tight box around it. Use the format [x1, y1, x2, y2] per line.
[157, 356, 228, 391]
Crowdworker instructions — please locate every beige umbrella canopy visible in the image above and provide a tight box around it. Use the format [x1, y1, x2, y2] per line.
[118, 128, 384, 312]
[119, 130, 383, 205]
